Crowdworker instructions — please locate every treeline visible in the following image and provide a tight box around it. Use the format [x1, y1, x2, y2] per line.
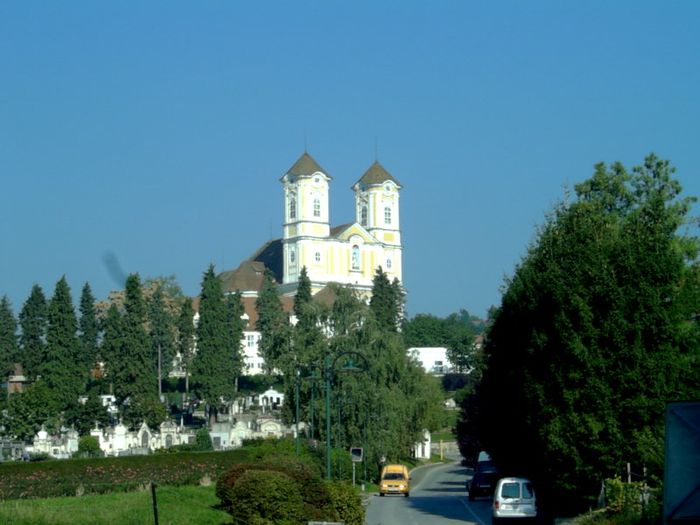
[1, 262, 445, 479]
[0, 265, 244, 439]
[457, 154, 700, 516]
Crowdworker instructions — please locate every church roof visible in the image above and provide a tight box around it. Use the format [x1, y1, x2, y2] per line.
[219, 260, 267, 294]
[329, 223, 354, 237]
[356, 161, 401, 187]
[284, 152, 331, 179]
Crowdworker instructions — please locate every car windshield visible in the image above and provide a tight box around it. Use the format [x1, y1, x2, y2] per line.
[476, 460, 497, 472]
[383, 473, 405, 480]
[522, 482, 534, 498]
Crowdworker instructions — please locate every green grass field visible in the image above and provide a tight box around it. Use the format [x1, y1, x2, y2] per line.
[0, 485, 230, 525]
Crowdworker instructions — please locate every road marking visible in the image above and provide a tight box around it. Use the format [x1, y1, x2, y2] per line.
[460, 497, 487, 525]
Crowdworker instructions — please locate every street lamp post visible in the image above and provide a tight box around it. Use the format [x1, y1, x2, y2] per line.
[295, 368, 300, 456]
[324, 351, 368, 481]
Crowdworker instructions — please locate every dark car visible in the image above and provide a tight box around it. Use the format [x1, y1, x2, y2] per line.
[467, 461, 500, 500]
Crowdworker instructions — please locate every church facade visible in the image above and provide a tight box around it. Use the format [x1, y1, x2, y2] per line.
[214, 151, 404, 374]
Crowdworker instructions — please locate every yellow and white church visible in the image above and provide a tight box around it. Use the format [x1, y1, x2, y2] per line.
[217, 151, 403, 374]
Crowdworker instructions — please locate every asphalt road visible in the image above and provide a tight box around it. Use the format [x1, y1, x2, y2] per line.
[364, 461, 493, 525]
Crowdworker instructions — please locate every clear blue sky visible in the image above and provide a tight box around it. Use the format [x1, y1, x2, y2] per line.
[2, 1, 699, 319]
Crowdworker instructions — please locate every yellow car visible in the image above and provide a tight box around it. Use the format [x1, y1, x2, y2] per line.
[380, 464, 410, 497]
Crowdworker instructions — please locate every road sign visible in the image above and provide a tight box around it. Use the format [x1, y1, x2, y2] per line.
[350, 447, 363, 463]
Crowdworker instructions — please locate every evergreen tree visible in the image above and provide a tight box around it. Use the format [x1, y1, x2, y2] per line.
[18, 285, 47, 379]
[41, 277, 84, 408]
[176, 297, 196, 397]
[192, 265, 241, 419]
[148, 284, 175, 396]
[369, 267, 400, 332]
[256, 268, 290, 375]
[465, 155, 700, 512]
[0, 296, 18, 377]
[78, 282, 99, 372]
[112, 274, 157, 404]
[100, 303, 122, 389]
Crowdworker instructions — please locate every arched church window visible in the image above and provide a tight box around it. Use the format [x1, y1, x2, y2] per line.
[352, 245, 360, 270]
[384, 207, 392, 225]
[290, 249, 296, 264]
[289, 196, 296, 220]
[313, 198, 321, 217]
[386, 258, 392, 269]
[315, 252, 321, 262]
[361, 206, 368, 226]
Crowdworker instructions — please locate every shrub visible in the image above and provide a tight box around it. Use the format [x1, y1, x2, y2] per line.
[77, 436, 102, 458]
[216, 455, 329, 520]
[227, 469, 305, 525]
[325, 481, 365, 525]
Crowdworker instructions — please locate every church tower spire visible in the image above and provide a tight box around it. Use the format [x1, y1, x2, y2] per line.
[280, 151, 331, 286]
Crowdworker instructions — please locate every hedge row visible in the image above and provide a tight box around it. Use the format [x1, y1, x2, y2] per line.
[0, 449, 251, 500]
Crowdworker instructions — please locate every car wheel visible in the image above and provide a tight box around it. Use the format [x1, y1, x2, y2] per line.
[405, 492, 409, 497]
[468, 492, 475, 501]
[379, 493, 385, 497]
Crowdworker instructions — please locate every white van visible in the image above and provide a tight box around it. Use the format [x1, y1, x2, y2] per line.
[492, 477, 537, 524]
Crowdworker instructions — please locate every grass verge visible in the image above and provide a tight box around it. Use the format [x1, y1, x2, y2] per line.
[0, 485, 230, 525]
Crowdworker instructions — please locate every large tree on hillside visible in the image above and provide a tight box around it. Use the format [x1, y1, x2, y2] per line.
[465, 155, 700, 513]
[0, 296, 18, 377]
[192, 265, 242, 418]
[18, 285, 47, 379]
[256, 268, 290, 375]
[41, 277, 84, 407]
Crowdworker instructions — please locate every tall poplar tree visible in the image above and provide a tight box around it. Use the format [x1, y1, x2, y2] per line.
[192, 265, 241, 419]
[41, 277, 83, 408]
[78, 282, 99, 372]
[0, 296, 18, 377]
[18, 284, 47, 379]
[256, 268, 290, 375]
[176, 297, 195, 397]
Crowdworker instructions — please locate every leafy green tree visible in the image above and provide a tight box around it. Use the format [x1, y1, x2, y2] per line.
[176, 297, 196, 397]
[123, 393, 167, 428]
[18, 285, 47, 379]
[77, 435, 102, 457]
[256, 268, 290, 375]
[78, 282, 99, 372]
[0, 295, 18, 377]
[466, 155, 700, 513]
[1, 381, 60, 440]
[41, 277, 84, 408]
[148, 284, 175, 397]
[65, 392, 111, 435]
[192, 265, 242, 419]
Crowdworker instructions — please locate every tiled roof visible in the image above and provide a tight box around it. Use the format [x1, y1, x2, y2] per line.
[250, 239, 284, 284]
[356, 161, 401, 187]
[285, 152, 330, 178]
[219, 260, 267, 294]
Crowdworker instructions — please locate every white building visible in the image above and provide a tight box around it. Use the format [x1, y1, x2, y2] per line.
[408, 347, 453, 375]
